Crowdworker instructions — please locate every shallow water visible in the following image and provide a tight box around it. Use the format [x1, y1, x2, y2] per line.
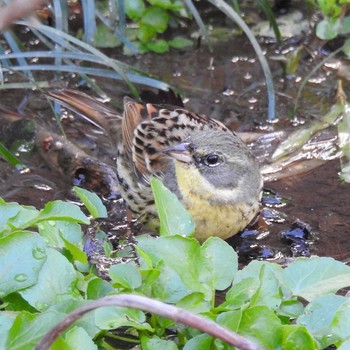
[1, 2, 350, 264]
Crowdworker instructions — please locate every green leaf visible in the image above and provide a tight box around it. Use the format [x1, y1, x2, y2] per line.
[94, 306, 152, 331]
[137, 23, 157, 43]
[151, 178, 195, 237]
[176, 292, 210, 314]
[146, 39, 170, 53]
[216, 310, 242, 332]
[338, 339, 350, 350]
[282, 325, 317, 350]
[147, 0, 183, 10]
[109, 262, 142, 290]
[331, 298, 350, 342]
[0, 202, 37, 235]
[33, 200, 90, 225]
[224, 277, 259, 309]
[142, 259, 190, 303]
[86, 277, 115, 299]
[283, 257, 350, 301]
[183, 333, 213, 350]
[141, 7, 170, 33]
[0, 313, 16, 349]
[239, 306, 282, 350]
[297, 294, 346, 348]
[136, 235, 210, 299]
[125, 0, 145, 20]
[278, 300, 304, 318]
[169, 36, 193, 49]
[250, 264, 282, 310]
[316, 18, 340, 40]
[6, 311, 66, 350]
[19, 248, 81, 310]
[199, 237, 237, 291]
[339, 16, 350, 34]
[143, 337, 179, 350]
[73, 186, 107, 218]
[93, 23, 121, 48]
[0, 142, 25, 169]
[342, 37, 350, 58]
[64, 326, 97, 350]
[0, 231, 46, 297]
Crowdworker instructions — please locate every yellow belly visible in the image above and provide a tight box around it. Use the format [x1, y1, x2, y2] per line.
[175, 162, 258, 242]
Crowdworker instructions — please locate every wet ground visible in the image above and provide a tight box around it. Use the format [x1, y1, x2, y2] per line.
[1, 1, 350, 264]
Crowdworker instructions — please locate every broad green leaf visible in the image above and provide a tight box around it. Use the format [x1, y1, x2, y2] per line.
[0, 231, 46, 297]
[331, 298, 350, 341]
[60, 233, 88, 264]
[342, 37, 350, 58]
[0, 202, 39, 235]
[239, 306, 282, 350]
[94, 24, 121, 48]
[282, 325, 317, 350]
[169, 37, 193, 49]
[73, 186, 107, 218]
[141, 7, 170, 33]
[216, 309, 242, 332]
[316, 18, 340, 40]
[176, 292, 210, 314]
[143, 337, 178, 350]
[224, 277, 259, 309]
[0, 313, 16, 349]
[283, 257, 350, 301]
[64, 326, 97, 350]
[147, 0, 182, 10]
[338, 339, 350, 350]
[86, 277, 115, 299]
[19, 248, 81, 310]
[199, 237, 237, 291]
[183, 333, 213, 350]
[278, 300, 304, 318]
[149, 260, 193, 303]
[234, 260, 283, 285]
[32, 200, 90, 225]
[151, 178, 195, 237]
[339, 16, 350, 34]
[250, 264, 282, 310]
[137, 23, 157, 43]
[94, 306, 152, 331]
[136, 235, 209, 299]
[109, 262, 142, 290]
[38, 220, 83, 248]
[6, 311, 66, 350]
[125, 0, 145, 20]
[297, 294, 346, 348]
[146, 39, 170, 53]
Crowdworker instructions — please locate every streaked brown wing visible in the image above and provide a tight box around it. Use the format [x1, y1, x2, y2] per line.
[48, 89, 121, 131]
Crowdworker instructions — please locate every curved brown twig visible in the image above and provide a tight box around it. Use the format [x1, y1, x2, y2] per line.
[34, 294, 262, 350]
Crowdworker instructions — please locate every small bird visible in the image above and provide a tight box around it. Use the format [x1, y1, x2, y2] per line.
[49, 90, 263, 242]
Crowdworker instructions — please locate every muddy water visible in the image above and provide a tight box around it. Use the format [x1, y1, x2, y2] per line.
[1, 4, 350, 263]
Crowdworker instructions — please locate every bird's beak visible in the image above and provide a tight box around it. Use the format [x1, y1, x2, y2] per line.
[162, 143, 193, 164]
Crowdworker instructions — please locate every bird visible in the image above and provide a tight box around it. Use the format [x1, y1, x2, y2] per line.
[49, 90, 263, 242]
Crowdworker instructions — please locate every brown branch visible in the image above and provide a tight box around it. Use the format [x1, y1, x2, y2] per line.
[34, 294, 262, 350]
[0, 0, 46, 32]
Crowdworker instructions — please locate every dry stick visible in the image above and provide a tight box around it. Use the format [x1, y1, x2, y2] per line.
[34, 294, 262, 350]
[0, 0, 46, 32]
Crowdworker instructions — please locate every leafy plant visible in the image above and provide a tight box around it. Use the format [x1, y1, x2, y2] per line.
[1, 184, 350, 349]
[315, 0, 350, 57]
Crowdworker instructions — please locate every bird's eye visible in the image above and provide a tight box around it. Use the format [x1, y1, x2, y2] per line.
[203, 154, 220, 167]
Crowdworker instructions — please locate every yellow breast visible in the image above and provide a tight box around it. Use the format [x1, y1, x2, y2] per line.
[174, 162, 258, 242]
